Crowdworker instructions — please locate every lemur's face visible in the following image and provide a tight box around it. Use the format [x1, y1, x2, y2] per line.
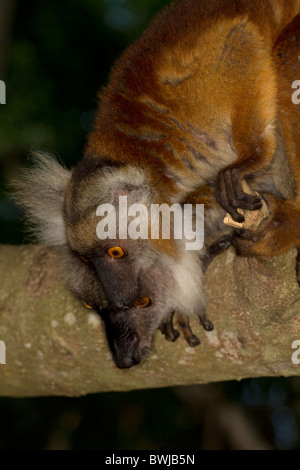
[63, 168, 206, 368]
[12, 152, 207, 369]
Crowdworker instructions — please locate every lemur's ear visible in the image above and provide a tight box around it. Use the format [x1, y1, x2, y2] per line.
[10, 150, 71, 245]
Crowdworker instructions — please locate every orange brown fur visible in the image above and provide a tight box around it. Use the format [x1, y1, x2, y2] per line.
[82, 0, 300, 260]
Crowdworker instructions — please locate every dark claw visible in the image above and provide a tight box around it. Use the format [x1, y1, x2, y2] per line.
[171, 329, 180, 342]
[200, 318, 214, 332]
[187, 335, 201, 347]
[198, 308, 214, 332]
[234, 213, 246, 223]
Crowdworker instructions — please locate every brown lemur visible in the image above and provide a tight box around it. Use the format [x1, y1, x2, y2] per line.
[12, 0, 300, 368]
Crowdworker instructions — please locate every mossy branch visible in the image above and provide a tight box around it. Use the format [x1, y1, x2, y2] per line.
[0, 244, 300, 397]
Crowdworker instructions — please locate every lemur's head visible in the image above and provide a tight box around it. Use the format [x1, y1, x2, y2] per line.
[12, 152, 205, 367]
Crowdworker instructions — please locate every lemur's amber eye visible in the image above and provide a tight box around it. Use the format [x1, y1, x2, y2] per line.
[107, 246, 125, 258]
[133, 297, 151, 308]
[81, 256, 89, 263]
[83, 302, 93, 309]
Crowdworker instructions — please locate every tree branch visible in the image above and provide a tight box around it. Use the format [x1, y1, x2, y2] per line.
[0, 244, 300, 397]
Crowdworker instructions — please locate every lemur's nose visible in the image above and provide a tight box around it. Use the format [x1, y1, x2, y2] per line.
[113, 300, 129, 310]
[116, 352, 141, 369]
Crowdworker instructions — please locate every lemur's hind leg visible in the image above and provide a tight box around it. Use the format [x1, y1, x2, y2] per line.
[159, 311, 180, 342]
[159, 235, 232, 346]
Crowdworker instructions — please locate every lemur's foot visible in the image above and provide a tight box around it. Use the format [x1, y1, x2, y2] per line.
[199, 315, 214, 332]
[177, 313, 201, 347]
[160, 310, 214, 347]
[159, 312, 180, 342]
[217, 168, 262, 223]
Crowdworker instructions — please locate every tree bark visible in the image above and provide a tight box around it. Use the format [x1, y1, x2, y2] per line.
[0, 244, 300, 397]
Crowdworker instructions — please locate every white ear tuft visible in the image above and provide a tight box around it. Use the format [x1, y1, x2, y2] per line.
[10, 150, 71, 245]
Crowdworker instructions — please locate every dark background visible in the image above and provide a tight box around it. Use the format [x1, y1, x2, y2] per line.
[0, 0, 300, 450]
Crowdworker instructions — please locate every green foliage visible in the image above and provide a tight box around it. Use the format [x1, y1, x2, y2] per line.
[0, 0, 170, 242]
